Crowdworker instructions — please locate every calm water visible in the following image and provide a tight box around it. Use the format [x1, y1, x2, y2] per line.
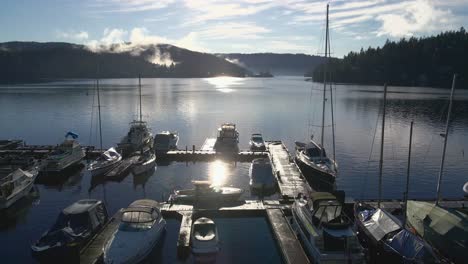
[0, 76, 467, 263]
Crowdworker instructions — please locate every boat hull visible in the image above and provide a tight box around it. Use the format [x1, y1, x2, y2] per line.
[0, 179, 35, 209]
[295, 155, 335, 191]
[89, 160, 121, 177]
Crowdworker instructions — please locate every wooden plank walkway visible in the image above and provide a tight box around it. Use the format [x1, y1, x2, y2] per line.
[177, 212, 193, 259]
[161, 150, 267, 161]
[80, 211, 121, 264]
[268, 142, 311, 200]
[266, 209, 310, 264]
[161, 200, 289, 213]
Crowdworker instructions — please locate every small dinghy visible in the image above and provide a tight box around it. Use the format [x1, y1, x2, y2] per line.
[104, 199, 166, 264]
[249, 133, 266, 151]
[191, 217, 219, 263]
[249, 158, 276, 192]
[87, 147, 122, 177]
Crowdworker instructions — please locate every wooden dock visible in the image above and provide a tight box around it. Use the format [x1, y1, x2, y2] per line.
[268, 142, 311, 200]
[80, 211, 121, 264]
[266, 209, 310, 264]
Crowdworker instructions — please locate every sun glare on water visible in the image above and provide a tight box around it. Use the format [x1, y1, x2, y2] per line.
[204, 76, 244, 93]
[208, 160, 230, 186]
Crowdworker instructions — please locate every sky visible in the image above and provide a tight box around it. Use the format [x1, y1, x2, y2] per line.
[0, 0, 467, 57]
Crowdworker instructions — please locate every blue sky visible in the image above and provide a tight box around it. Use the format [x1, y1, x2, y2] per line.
[1, 0, 467, 57]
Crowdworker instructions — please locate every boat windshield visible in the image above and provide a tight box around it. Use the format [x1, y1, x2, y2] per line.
[307, 147, 325, 157]
[313, 203, 342, 223]
[52, 212, 90, 232]
[155, 135, 170, 144]
[251, 136, 263, 143]
[119, 211, 156, 231]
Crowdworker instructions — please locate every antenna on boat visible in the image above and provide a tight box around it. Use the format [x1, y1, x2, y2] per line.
[436, 74, 457, 205]
[139, 74, 142, 122]
[378, 84, 387, 208]
[403, 121, 414, 227]
[320, 3, 330, 160]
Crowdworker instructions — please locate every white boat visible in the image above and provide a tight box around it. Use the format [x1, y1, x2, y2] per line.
[118, 77, 153, 157]
[0, 167, 38, 209]
[191, 217, 219, 262]
[214, 123, 239, 152]
[132, 151, 156, 175]
[170, 181, 244, 204]
[104, 199, 166, 264]
[291, 192, 366, 263]
[41, 133, 85, 173]
[249, 133, 266, 151]
[249, 158, 275, 190]
[87, 147, 122, 177]
[154, 131, 179, 152]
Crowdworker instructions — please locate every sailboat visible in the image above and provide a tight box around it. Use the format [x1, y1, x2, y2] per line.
[87, 79, 122, 177]
[405, 75, 467, 264]
[117, 76, 154, 157]
[354, 87, 441, 263]
[295, 4, 337, 187]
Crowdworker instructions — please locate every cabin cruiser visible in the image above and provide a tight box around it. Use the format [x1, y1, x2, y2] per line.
[295, 140, 337, 186]
[154, 131, 179, 152]
[132, 151, 156, 175]
[291, 192, 366, 263]
[104, 199, 166, 264]
[354, 202, 441, 263]
[0, 167, 38, 209]
[31, 199, 108, 260]
[405, 200, 467, 263]
[87, 147, 122, 177]
[117, 120, 154, 157]
[170, 181, 244, 204]
[249, 133, 266, 151]
[41, 133, 85, 173]
[191, 217, 219, 262]
[249, 158, 276, 191]
[214, 123, 239, 152]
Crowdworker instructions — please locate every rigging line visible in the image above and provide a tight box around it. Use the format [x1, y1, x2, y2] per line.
[422, 97, 450, 164]
[88, 81, 96, 146]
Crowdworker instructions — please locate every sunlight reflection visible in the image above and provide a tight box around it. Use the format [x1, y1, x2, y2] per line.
[208, 160, 229, 186]
[204, 76, 244, 93]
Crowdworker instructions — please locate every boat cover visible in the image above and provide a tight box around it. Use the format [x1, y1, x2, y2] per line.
[387, 229, 434, 261]
[362, 208, 401, 241]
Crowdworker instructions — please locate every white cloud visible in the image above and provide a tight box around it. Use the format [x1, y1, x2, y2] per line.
[57, 30, 90, 41]
[93, 0, 175, 12]
[198, 22, 270, 40]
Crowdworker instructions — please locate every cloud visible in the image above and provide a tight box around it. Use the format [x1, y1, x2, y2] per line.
[198, 22, 270, 40]
[57, 30, 90, 41]
[93, 0, 175, 13]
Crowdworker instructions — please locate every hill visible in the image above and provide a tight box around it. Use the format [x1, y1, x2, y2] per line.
[217, 53, 325, 76]
[0, 42, 249, 83]
[311, 28, 468, 88]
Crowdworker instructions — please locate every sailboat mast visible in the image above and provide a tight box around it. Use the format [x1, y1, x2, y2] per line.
[320, 3, 329, 159]
[403, 121, 414, 227]
[436, 74, 457, 205]
[97, 79, 103, 150]
[378, 84, 387, 208]
[139, 75, 142, 122]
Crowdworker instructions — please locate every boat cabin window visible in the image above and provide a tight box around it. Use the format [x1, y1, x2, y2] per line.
[312, 202, 342, 224]
[120, 210, 157, 231]
[51, 149, 66, 155]
[307, 147, 325, 157]
[251, 136, 263, 143]
[53, 212, 90, 232]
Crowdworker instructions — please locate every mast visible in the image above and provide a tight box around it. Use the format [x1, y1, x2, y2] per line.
[320, 3, 329, 160]
[97, 79, 103, 150]
[378, 84, 387, 208]
[139, 74, 142, 122]
[403, 121, 414, 227]
[436, 74, 457, 205]
[329, 78, 336, 163]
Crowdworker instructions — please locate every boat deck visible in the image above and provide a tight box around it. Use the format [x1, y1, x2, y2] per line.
[80, 211, 121, 264]
[104, 156, 139, 179]
[267, 142, 311, 200]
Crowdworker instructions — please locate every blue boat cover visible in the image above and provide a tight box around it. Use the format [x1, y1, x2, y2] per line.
[65, 131, 79, 139]
[388, 229, 433, 262]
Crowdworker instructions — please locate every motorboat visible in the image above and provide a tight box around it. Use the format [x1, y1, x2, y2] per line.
[213, 123, 239, 152]
[191, 217, 219, 262]
[291, 192, 366, 263]
[405, 200, 467, 263]
[295, 140, 337, 186]
[169, 181, 244, 204]
[154, 131, 179, 152]
[0, 167, 38, 209]
[132, 151, 156, 175]
[41, 132, 85, 173]
[31, 199, 108, 260]
[249, 133, 266, 151]
[87, 147, 122, 177]
[249, 158, 276, 191]
[354, 202, 441, 263]
[104, 199, 166, 264]
[117, 120, 154, 157]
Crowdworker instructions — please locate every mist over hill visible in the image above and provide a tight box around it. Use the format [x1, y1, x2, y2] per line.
[0, 42, 249, 83]
[217, 53, 326, 76]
